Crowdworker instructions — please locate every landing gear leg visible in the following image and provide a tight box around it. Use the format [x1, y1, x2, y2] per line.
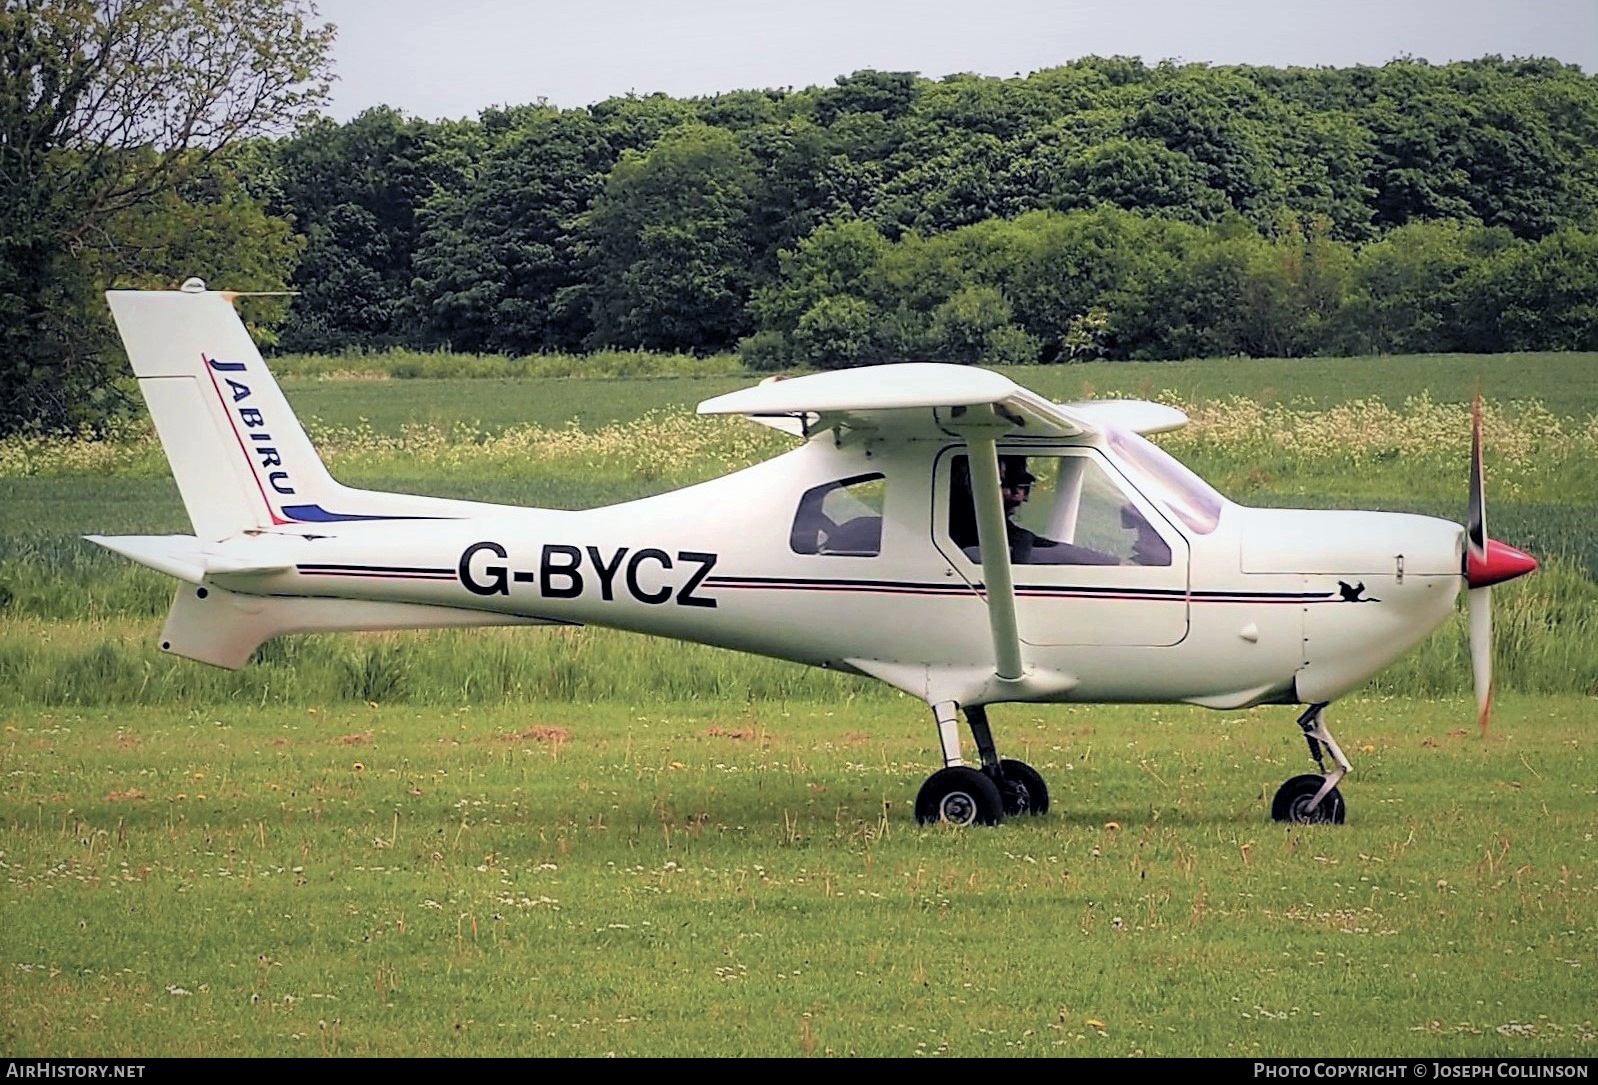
[916, 701, 1003, 825]
[914, 702, 1049, 825]
[1271, 702, 1350, 824]
[968, 704, 1049, 817]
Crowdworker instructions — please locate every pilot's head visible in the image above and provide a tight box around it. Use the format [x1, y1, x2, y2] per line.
[1000, 457, 1035, 513]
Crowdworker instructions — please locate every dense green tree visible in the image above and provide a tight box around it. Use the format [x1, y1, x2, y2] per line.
[85, 147, 302, 337]
[274, 108, 474, 350]
[750, 219, 892, 335]
[693, 88, 784, 131]
[1358, 58, 1598, 237]
[876, 133, 1027, 233]
[808, 70, 922, 126]
[590, 93, 696, 154]
[741, 119, 866, 281]
[914, 73, 1059, 142]
[1048, 136, 1230, 221]
[992, 208, 1188, 358]
[1274, 108, 1377, 239]
[1129, 68, 1286, 217]
[791, 294, 879, 369]
[412, 108, 612, 353]
[241, 54, 1598, 362]
[925, 285, 1038, 365]
[1337, 219, 1484, 353]
[1457, 227, 1598, 351]
[579, 125, 759, 352]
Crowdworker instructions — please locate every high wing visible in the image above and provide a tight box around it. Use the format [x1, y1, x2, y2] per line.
[1061, 398, 1188, 436]
[698, 362, 1186, 440]
[697, 363, 1082, 440]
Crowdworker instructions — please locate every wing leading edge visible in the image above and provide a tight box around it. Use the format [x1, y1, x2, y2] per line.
[697, 363, 1085, 441]
[697, 363, 1187, 440]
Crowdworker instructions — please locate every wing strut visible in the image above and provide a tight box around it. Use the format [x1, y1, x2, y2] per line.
[964, 430, 1025, 682]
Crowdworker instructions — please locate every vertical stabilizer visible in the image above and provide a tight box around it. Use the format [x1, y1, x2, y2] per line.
[106, 284, 342, 540]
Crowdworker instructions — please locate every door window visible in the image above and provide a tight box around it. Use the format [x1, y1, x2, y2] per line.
[947, 453, 1172, 566]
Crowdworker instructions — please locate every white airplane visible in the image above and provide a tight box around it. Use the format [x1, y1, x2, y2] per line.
[89, 282, 1539, 826]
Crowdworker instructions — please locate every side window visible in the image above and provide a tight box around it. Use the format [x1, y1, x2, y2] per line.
[947, 453, 1172, 567]
[791, 473, 886, 557]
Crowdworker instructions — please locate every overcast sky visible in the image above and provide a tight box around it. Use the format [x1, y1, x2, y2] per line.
[311, 0, 1598, 122]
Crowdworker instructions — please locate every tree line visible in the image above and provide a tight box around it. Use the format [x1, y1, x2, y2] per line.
[5, 4, 1598, 436]
[264, 56, 1598, 365]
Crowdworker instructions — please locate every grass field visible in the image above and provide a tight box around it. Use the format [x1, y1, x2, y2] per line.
[2, 352, 1595, 1056]
[2, 697, 1594, 1057]
[264, 351, 1598, 432]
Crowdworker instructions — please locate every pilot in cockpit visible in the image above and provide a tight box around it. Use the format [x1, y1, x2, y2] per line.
[999, 457, 1120, 565]
[954, 455, 1168, 567]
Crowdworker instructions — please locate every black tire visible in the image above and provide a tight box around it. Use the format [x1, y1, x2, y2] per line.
[994, 759, 1050, 817]
[1271, 773, 1347, 824]
[915, 766, 1005, 826]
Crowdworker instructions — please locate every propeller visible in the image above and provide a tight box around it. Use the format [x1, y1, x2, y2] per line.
[1463, 395, 1539, 734]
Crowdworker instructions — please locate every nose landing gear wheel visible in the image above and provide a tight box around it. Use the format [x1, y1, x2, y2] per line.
[1271, 773, 1347, 824]
[994, 759, 1049, 816]
[916, 766, 1005, 826]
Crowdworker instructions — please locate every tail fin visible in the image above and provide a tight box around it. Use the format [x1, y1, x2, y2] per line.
[107, 283, 347, 539]
[107, 282, 486, 539]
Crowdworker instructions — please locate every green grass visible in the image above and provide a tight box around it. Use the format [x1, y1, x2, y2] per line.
[997, 352, 1598, 419]
[263, 351, 1598, 441]
[0, 560, 1592, 706]
[279, 374, 750, 436]
[2, 696, 1593, 1056]
[0, 619, 890, 707]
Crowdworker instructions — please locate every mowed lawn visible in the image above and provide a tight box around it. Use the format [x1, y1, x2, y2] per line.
[2, 695, 1595, 1057]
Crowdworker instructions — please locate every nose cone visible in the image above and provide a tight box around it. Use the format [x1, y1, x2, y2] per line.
[1465, 539, 1539, 588]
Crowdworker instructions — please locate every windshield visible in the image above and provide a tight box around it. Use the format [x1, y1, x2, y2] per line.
[1105, 427, 1225, 535]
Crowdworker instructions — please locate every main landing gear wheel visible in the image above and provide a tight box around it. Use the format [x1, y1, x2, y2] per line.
[994, 759, 1049, 817]
[916, 766, 1005, 826]
[1271, 773, 1347, 824]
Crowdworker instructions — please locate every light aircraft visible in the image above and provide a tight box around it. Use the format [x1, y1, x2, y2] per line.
[90, 282, 1539, 826]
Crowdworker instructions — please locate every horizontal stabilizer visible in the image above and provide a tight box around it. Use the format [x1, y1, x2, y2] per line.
[84, 535, 292, 584]
[160, 581, 563, 669]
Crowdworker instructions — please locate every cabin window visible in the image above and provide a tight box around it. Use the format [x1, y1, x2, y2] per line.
[791, 473, 886, 557]
[948, 453, 1172, 567]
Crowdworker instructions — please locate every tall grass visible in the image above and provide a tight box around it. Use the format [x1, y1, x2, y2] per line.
[999, 350, 1598, 418]
[263, 348, 1598, 417]
[1370, 558, 1598, 697]
[0, 619, 888, 708]
[1162, 394, 1598, 504]
[1, 562, 1589, 707]
[7, 392, 1593, 496]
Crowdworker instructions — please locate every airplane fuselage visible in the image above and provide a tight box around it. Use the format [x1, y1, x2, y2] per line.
[196, 435, 1465, 711]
